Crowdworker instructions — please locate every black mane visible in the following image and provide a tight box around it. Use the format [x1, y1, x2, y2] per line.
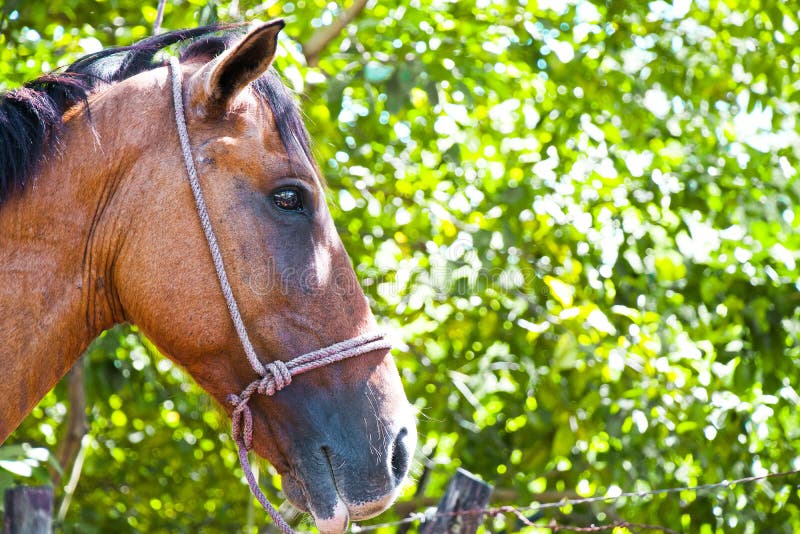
[0, 25, 313, 205]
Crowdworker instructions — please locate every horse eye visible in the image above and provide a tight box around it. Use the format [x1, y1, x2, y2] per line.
[273, 188, 303, 212]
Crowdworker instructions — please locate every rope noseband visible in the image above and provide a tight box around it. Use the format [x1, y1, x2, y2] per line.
[168, 57, 390, 533]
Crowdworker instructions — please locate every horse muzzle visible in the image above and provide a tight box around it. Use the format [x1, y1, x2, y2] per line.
[278, 410, 417, 534]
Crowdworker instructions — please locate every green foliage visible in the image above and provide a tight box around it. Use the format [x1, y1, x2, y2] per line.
[3, 0, 800, 532]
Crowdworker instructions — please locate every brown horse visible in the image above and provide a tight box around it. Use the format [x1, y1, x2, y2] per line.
[0, 21, 416, 533]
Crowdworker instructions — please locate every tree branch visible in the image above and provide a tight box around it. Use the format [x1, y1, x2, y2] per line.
[52, 358, 88, 489]
[301, 0, 368, 66]
[397, 451, 435, 534]
[56, 434, 90, 523]
[228, 0, 240, 19]
[153, 0, 168, 34]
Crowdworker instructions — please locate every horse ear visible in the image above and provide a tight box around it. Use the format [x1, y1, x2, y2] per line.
[189, 20, 285, 116]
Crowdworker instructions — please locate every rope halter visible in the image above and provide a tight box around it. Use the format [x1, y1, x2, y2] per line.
[168, 56, 391, 534]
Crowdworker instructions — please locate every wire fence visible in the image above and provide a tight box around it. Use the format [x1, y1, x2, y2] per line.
[350, 467, 800, 533]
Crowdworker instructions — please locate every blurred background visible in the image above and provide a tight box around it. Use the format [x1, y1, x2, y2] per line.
[2, 0, 799, 531]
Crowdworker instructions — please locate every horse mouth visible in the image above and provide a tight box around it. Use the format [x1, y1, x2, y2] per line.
[316, 446, 352, 532]
[280, 446, 402, 534]
[281, 469, 350, 534]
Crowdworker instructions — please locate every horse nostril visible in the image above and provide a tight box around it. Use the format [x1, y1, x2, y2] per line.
[390, 427, 410, 484]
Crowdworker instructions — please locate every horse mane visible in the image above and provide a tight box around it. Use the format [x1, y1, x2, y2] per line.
[0, 25, 314, 205]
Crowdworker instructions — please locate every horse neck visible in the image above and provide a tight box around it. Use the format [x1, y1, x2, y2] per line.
[0, 78, 164, 440]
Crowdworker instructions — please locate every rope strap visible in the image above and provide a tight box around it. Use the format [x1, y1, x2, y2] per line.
[227, 332, 392, 450]
[168, 57, 391, 533]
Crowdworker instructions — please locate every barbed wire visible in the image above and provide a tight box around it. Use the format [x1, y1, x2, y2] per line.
[546, 519, 676, 533]
[350, 467, 800, 532]
[545, 519, 679, 533]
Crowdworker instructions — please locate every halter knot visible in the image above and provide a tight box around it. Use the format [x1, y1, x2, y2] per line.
[257, 360, 292, 396]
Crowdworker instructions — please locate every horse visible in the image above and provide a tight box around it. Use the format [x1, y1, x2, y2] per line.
[0, 20, 416, 533]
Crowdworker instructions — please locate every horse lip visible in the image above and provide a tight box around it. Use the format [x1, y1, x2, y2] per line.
[280, 453, 350, 534]
[318, 447, 400, 522]
[311, 498, 349, 534]
[283, 447, 348, 534]
[281, 472, 311, 512]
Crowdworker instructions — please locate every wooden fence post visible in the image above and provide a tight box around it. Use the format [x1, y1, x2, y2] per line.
[420, 468, 492, 534]
[3, 486, 53, 534]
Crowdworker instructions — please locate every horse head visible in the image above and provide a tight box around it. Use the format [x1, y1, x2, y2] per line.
[53, 22, 415, 532]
